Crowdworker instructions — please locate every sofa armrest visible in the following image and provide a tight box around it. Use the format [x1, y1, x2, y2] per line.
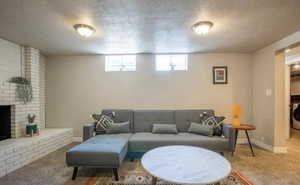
[222, 124, 236, 152]
[83, 123, 95, 141]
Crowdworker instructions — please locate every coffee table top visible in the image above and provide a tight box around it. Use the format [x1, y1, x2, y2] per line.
[141, 146, 231, 185]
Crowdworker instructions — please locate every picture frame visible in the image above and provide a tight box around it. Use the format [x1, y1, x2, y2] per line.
[213, 66, 228, 84]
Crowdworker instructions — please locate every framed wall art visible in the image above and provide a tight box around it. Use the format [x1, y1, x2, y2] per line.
[213, 66, 228, 84]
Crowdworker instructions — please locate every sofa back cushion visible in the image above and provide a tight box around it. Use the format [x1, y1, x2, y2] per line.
[102, 109, 134, 132]
[175, 110, 215, 132]
[133, 110, 175, 132]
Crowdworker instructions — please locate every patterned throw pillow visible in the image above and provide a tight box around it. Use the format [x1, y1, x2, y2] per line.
[95, 114, 114, 131]
[201, 116, 225, 136]
[91, 114, 103, 132]
[91, 114, 102, 123]
[202, 116, 218, 126]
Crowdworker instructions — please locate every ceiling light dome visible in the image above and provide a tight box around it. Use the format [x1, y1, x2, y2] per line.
[285, 48, 291, 53]
[73, 24, 95, 37]
[192, 21, 213, 35]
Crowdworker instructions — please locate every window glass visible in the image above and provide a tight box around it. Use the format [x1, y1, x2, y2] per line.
[105, 55, 136, 71]
[156, 55, 188, 71]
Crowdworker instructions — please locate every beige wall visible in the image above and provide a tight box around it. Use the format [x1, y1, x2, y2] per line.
[0, 38, 21, 82]
[46, 53, 252, 137]
[252, 30, 300, 149]
[252, 45, 276, 146]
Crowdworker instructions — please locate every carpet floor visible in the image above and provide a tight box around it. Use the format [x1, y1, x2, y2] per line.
[0, 130, 300, 185]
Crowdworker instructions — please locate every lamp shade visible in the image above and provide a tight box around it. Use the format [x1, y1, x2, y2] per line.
[232, 105, 242, 127]
[232, 105, 242, 115]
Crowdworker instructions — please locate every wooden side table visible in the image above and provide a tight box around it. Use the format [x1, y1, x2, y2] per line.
[232, 124, 256, 157]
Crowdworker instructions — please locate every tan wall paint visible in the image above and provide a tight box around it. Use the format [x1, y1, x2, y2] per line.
[252, 45, 275, 146]
[0, 38, 21, 82]
[252, 30, 300, 148]
[46, 53, 253, 137]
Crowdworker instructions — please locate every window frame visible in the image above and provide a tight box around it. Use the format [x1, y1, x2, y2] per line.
[105, 55, 136, 72]
[155, 54, 188, 71]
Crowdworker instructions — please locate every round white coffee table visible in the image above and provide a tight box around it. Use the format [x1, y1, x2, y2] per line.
[141, 146, 231, 185]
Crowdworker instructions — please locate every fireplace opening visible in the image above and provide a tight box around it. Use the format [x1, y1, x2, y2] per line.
[0, 105, 11, 141]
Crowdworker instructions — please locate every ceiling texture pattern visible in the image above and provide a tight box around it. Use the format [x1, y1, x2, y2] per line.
[0, 0, 300, 55]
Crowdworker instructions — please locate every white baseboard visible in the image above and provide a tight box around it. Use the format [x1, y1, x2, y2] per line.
[73, 137, 83, 142]
[253, 139, 273, 151]
[236, 138, 287, 153]
[273, 146, 288, 153]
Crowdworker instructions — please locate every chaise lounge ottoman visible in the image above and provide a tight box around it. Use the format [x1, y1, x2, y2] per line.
[66, 133, 131, 180]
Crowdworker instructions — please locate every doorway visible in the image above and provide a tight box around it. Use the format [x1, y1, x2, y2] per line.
[285, 45, 300, 138]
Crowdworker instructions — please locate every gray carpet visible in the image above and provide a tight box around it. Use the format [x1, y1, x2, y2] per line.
[1, 130, 300, 185]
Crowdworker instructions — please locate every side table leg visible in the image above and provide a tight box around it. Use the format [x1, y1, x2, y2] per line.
[151, 176, 157, 185]
[245, 130, 255, 157]
[232, 129, 239, 156]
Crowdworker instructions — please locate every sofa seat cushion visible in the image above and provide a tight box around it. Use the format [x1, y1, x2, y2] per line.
[66, 133, 131, 168]
[128, 132, 229, 152]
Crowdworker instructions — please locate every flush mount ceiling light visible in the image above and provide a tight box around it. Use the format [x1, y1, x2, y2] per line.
[285, 48, 291, 53]
[73, 24, 95, 37]
[192, 21, 213, 35]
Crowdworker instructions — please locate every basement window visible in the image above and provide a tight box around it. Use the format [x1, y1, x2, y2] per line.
[155, 55, 188, 71]
[105, 55, 136, 71]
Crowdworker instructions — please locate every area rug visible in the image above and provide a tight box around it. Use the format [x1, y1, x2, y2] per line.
[83, 160, 254, 185]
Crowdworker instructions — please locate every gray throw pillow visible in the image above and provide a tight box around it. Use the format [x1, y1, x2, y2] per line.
[188, 122, 214, 136]
[152, 124, 178, 134]
[105, 121, 130, 134]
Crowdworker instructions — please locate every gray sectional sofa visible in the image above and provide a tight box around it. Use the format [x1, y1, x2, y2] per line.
[66, 109, 236, 180]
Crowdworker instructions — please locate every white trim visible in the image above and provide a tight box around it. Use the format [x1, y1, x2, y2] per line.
[253, 139, 273, 151]
[273, 146, 288, 153]
[236, 138, 287, 153]
[73, 137, 83, 142]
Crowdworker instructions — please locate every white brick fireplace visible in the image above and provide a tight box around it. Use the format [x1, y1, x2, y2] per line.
[0, 45, 73, 178]
[0, 46, 45, 138]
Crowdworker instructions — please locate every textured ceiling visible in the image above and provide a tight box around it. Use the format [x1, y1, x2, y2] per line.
[0, 0, 300, 55]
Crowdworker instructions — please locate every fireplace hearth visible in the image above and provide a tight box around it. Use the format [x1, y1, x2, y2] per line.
[0, 105, 11, 141]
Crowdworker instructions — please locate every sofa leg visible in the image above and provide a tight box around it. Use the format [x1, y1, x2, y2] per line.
[113, 168, 119, 181]
[220, 152, 224, 156]
[72, 167, 78, 180]
[130, 158, 135, 162]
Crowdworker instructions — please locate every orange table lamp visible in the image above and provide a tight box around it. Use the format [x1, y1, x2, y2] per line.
[232, 105, 242, 127]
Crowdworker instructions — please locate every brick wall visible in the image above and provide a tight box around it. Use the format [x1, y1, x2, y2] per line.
[0, 128, 73, 178]
[0, 46, 45, 138]
[39, 54, 46, 129]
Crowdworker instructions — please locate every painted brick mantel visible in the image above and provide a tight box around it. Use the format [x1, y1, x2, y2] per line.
[0, 46, 45, 138]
